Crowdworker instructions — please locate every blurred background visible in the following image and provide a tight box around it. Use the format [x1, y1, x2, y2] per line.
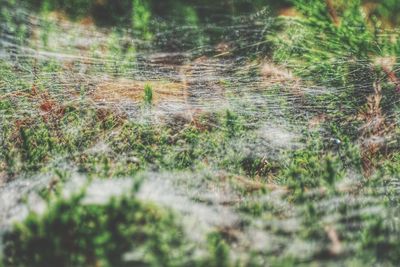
[2, 0, 399, 53]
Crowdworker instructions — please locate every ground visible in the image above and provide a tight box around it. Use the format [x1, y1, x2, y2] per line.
[1, 1, 400, 266]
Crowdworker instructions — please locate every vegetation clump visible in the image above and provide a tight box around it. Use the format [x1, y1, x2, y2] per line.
[143, 84, 153, 106]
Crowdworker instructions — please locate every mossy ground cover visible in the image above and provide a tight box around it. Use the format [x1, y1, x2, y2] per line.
[1, 0, 400, 266]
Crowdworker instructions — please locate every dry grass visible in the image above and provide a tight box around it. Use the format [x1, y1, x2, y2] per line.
[261, 62, 300, 89]
[91, 78, 186, 104]
[358, 82, 393, 176]
[277, 7, 298, 17]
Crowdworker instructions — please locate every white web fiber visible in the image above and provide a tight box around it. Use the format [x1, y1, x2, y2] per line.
[1, 2, 400, 264]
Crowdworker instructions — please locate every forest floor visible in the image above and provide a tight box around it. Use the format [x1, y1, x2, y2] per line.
[1, 4, 400, 267]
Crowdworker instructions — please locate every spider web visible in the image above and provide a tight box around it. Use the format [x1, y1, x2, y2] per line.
[0, 2, 400, 263]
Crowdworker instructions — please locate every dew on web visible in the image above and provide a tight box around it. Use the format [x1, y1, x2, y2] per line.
[1, 2, 400, 263]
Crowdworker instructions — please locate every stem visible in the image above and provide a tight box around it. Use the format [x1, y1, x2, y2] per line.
[326, 0, 339, 26]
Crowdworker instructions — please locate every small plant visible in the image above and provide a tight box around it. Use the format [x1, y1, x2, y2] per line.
[224, 110, 242, 137]
[205, 232, 231, 267]
[143, 83, 153, 106]
[132, 0, 153, 40]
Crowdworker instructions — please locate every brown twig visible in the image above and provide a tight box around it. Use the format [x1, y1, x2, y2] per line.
[326, 0, 340, 26]
[382, 66, 400, 92]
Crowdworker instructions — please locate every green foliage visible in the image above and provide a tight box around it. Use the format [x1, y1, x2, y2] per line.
[370, 0, 400, 27]
[359, 216, 400, 263]
[271, 0, 400, 118]
[0, 0, 30, 44]
[224, 110, 243, 138]
[205, 233, 230, 267]
[271, 0, 400, 142]
[132, 0, 152, 40]
[2, 189, 192, 267]
[143, 84, 153, 106]
[18, 124, 53, 171]
[280, 135, 347, 201]
[272, 0, 377, 88]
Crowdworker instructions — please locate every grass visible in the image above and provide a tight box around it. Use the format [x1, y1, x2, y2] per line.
[1, 0, 400, 266]
[143, 84, 153, 106]
[1, 70, 399, 265]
